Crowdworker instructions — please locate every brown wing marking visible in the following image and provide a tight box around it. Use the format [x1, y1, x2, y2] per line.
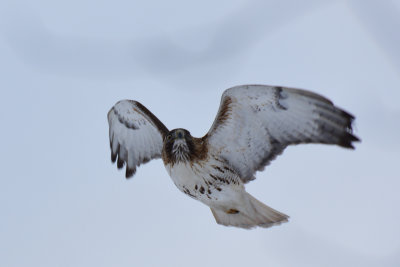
[132, 101, 169, 138]
[203, 96, 233, 139]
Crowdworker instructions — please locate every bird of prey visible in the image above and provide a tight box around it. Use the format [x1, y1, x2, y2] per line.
[107, 85, 359, 229]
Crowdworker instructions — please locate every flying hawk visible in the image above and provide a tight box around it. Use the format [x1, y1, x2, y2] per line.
[107, 85, 359, 229]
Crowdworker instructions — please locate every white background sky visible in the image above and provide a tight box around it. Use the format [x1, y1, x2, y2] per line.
[1, 0, 399, 266]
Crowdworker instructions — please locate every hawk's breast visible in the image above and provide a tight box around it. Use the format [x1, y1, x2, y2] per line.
[164, 159, 244, 208]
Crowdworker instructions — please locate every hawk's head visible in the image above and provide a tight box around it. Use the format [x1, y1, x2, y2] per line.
[162, 128, 195, 164]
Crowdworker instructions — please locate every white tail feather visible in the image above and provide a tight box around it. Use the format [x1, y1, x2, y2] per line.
[211, 193, 289, 229]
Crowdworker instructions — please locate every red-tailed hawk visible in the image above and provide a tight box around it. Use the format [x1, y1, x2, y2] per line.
[107, 85, 359, 229]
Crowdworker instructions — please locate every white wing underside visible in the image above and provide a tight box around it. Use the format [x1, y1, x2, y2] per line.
[108, 100, 168, 178]
[205, 85, 359, 183]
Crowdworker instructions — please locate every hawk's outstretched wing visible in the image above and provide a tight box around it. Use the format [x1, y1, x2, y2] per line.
[108, 100, 169, 178]
[204, 85, 360, 183]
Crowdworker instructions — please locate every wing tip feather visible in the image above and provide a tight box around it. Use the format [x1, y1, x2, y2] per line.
[340, 109, 360, 149]
[125, 167, 136, 178]
[117, 157, 125, 169]
[111, 152, 117, 163]
[338, 132, 360, 149]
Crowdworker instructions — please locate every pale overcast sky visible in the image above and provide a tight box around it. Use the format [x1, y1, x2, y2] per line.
[1, 0, 399, 266]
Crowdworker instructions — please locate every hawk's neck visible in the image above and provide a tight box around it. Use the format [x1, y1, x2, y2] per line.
[162, 137, 208, 166]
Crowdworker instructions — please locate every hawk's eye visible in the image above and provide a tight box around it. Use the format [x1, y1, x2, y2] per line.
[166, 134, 172, 141]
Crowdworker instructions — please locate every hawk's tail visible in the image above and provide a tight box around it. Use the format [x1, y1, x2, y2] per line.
[210, 193, 289, 229]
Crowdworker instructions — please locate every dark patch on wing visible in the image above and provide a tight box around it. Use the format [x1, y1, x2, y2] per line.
[338, 131, 359, 149]
[274, 87, 288, 110]
[132, 101, 169, 138]
[249, 97, 359, 181]
[308, 99, 360, 149]
[227, 209, 239, 214]
[199, 186, 205, 194]
[110, 107, 139, 130]
[315, 107, 360, 149]
[123, 154, 155, 179]
[114, 109, 139, 129]
[215, 96, 233, 126]
[244, 133, 285, 182]
[202, 96, 233, 141]
[314, 102, 354, 120]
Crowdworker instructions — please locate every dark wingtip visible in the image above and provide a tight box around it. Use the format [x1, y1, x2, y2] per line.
[339, 109, 360, 149]
[117, 157, 125, 169]
[338, 132, 360, 149]
[111, 152, 117, 163]
[125, 167, 136, 179]
[111, 143, 120, 163]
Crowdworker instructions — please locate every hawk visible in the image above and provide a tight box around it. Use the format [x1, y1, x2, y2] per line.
[107, 85, 359, 229]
